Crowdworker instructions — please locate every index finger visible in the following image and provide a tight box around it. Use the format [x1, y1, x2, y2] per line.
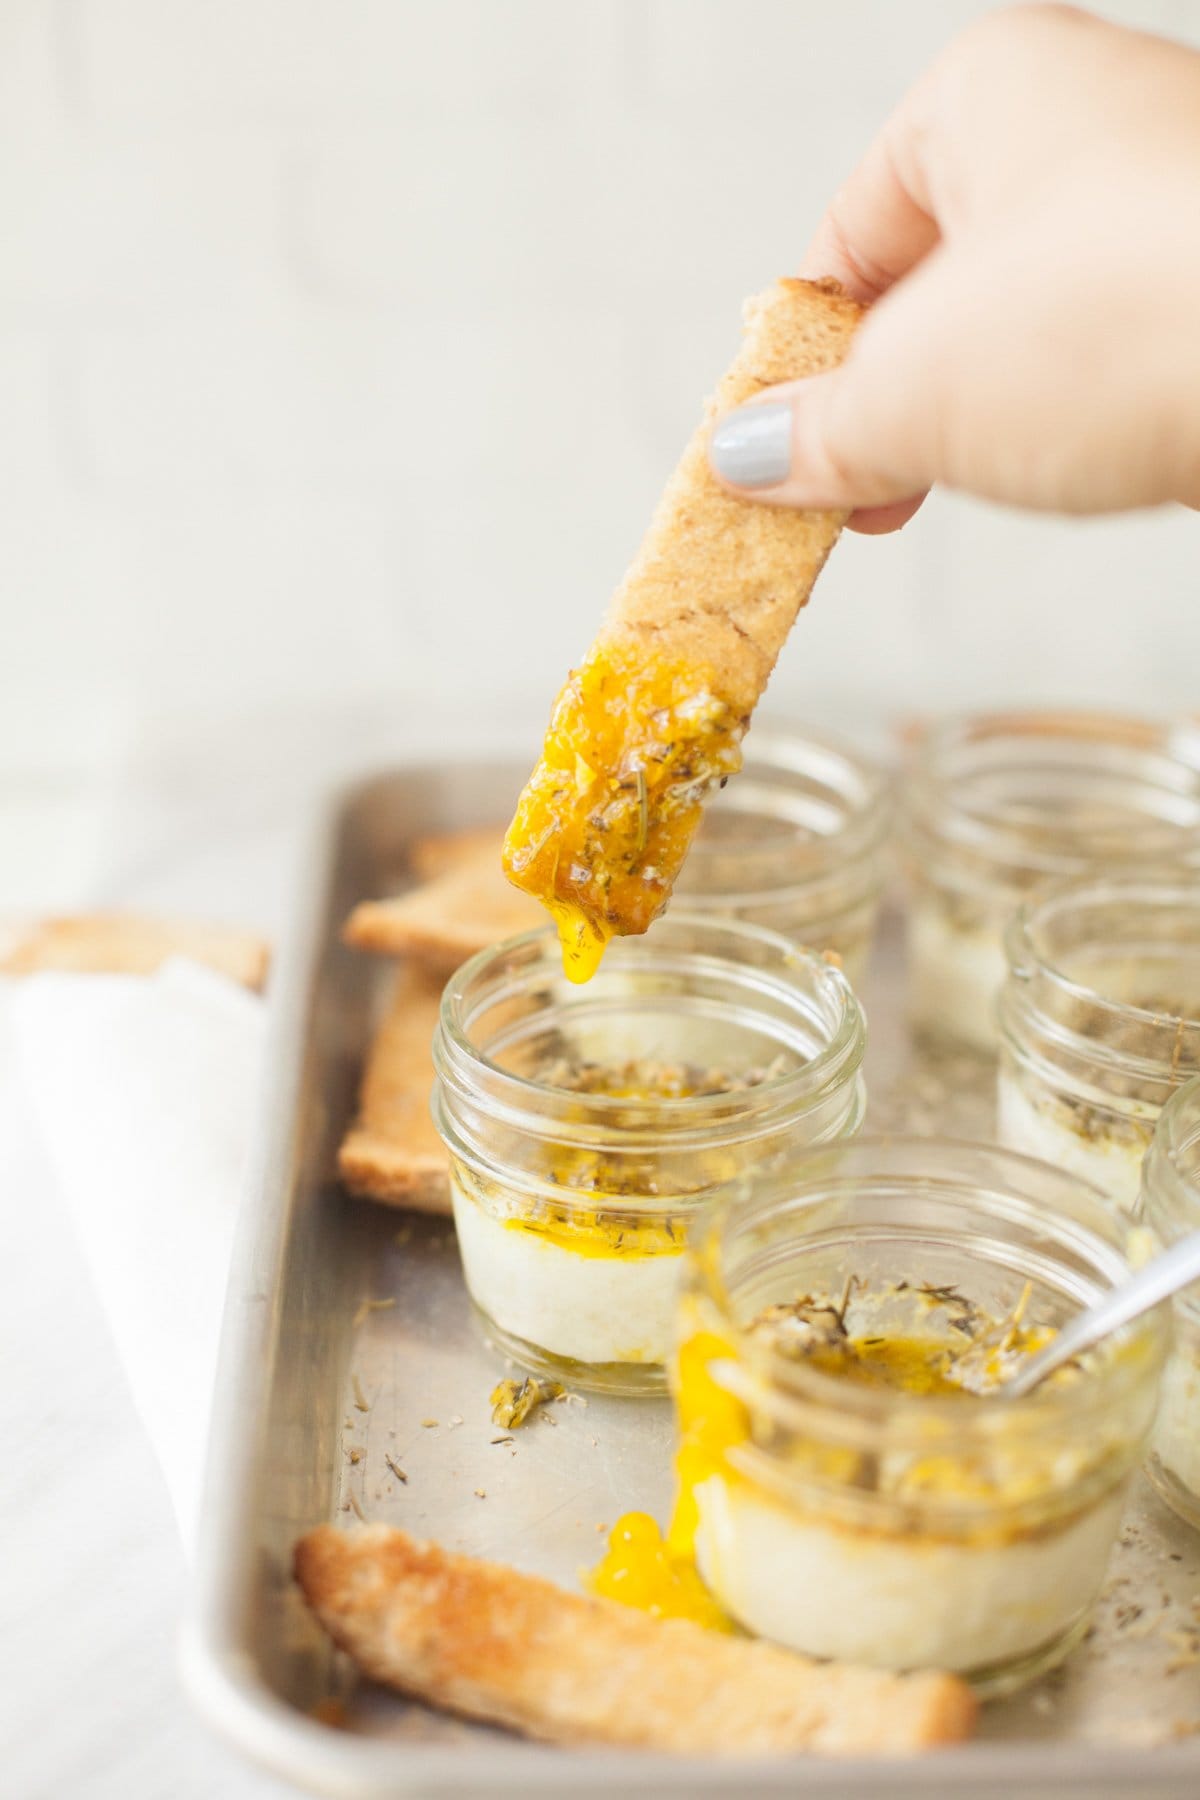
[799, 83, 940, 303]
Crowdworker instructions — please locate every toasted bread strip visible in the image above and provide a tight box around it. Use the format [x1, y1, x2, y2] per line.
[409, 826, 505, 883]
[295, 1524, 976, 1757]
[600, 277, 865, 715]
[0, 913, 269, 990]
[344, 860, 542, 970]
[337, 965, 451, 1212]
[502, 280, 865, 974]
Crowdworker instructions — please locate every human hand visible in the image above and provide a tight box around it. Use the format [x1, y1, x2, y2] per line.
[708, 4, 1200, 531]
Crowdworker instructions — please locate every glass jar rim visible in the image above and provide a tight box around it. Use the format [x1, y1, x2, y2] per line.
[1002, 874, 1200, 1084]
[1154, 1071, 1200, 1172]
[433, 911, 868, 1147]
[1141, 1073, 1200, 1237]
[904, 707, 1200, 887]
[680, 726, 891, 905]
[689, 1133, 1166, 1440]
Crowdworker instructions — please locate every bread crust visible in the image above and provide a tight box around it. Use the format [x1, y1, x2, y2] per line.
[0, 913, 269, 990]
[601, 277, 865, 718]
[295, 1523, 976, 1757]
[336, 965, 451, 1212]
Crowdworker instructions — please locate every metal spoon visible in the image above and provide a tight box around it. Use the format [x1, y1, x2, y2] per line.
[1000, 1230, 1200, 1399]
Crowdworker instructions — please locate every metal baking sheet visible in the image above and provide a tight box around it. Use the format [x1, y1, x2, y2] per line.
[182, 762, 1200, 1798]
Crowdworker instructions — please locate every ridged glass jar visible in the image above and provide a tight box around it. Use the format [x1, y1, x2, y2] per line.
[432, 914, 866, 1395]
[1136, 1074, 1200, 1530]
[673, 1138, 1167, 1695]
[673, 728, 891, 986]
[902, 710, 1200, 1054]
[997, 877, 1200, 1210]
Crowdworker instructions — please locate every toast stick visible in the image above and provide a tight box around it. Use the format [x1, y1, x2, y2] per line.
[502, 278, 865, 981]
[295, 1524, 976, 1757]
[337, 965, 451, 1212]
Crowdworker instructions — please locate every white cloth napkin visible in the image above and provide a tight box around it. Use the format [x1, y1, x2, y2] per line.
[9, 958, 265, 1553]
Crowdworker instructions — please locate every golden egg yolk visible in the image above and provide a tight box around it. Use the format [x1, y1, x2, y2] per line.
[502, 1205, 685, 1260]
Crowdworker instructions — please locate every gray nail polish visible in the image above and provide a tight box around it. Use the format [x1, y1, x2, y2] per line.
[709, 401, 793, 488]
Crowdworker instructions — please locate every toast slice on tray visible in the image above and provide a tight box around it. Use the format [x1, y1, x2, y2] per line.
[295, 1523, 976, 1756]
[344, 857, 541, 970]
[0, 912, 269, 989]
[337, 964, 450, 1213]
[409, 825, 505, 883]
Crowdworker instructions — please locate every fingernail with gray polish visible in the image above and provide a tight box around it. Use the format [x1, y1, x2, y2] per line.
[709, 401, 793, 488]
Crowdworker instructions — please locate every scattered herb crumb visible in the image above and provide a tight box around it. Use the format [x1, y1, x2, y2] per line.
[421, 1418, 439, 1429]
[490, 1376, 565, 1429]
[345, 1490, 365, 1520]
[384, 1455, 408, 1484]
[347, 1447, 363, 1465]
[351, 1373, 370, 1413]
[490, 1435, 515, 1446]
[474, 1488, 487, 1499]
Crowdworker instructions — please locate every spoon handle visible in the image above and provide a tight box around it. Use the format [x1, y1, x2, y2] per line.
[1004, 1229, 1200, 1399]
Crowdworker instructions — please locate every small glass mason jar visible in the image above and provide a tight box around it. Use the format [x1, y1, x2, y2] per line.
[1136, 1075, 1200, 1530]
[673, 1138, 1166, 1696]
[902, 710, 1200, 1054]
[997, 876, 1200, 1210]
[431, 914, 866, 1396]
[672, 728, 891, 987]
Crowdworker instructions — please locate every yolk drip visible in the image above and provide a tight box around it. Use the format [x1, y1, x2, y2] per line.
[586, 1331, 745, 1630]
[502, 641, 743, 982]
[586, 1512, 734, 1632]
[545, 900, 611, 985]
[668, 1328, 749, 1559]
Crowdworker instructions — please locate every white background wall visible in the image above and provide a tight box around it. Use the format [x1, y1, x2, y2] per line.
[2, 0, 1198, 813]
